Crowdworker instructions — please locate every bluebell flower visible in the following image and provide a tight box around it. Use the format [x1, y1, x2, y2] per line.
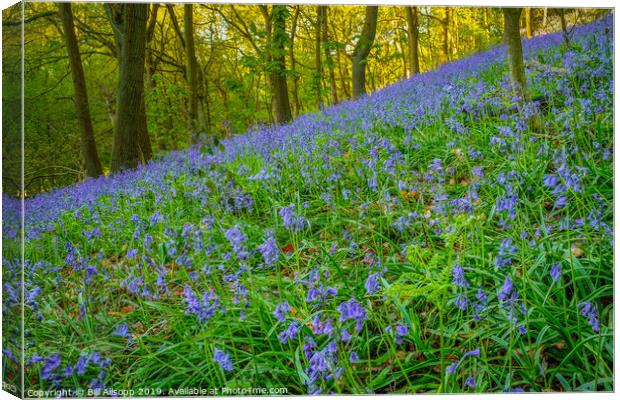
[274, 301, 291, 322]
[257, 233, 280, 267]
[213, 348, 233, 372]
[452, 264, 469, 288]
[550, 262, 562, 283]
[278, 321, 300, 344]
[338, 298, 367, 332]
[578, 301, 600, 332]
[364, 272, 381, 295]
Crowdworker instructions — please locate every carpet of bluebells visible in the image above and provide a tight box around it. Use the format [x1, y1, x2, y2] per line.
[3, 16, 613, 395]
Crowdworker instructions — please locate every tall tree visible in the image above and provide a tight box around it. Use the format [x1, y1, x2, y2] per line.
[502, 8, 528, 100]
[558, 8, 570, 44]
[105, 3, 151, 172]
[524, 8, 533, 38]
[264, 5, 292, 123]
[315, 5, 323, 109]
[351, 5, 378, 99]
[442, 7, 451, 63]
[321, 6, 338, 105]
[405, 6, 420, 76]
[184, 4, 201, 135]
[289, 6, 301, 116]
[57, 3, 103, 178]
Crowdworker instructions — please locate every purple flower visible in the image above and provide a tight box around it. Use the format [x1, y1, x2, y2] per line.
[550, 262, 562, 283]
[465, 376, 476, 388]
[274, 301, 291, 322]
[498, 276, 516, 303]
[113, 324, 130, 338]
[454, 293, 468, 311]
[463, 348, 480, 358]
[225, 225, 247, 258]
[395, 323, 409, 344]
[257, 233, 280, 267]
[452, 264, 469, 288]
[279, 205, 307, 231]
[41, 353, 61, 380]
[338, 298, 367, 332]
[446, 362, 459, 375]
[278, 321, 300, 344]
[364, 272, 381, 295]
[349, 352, 359, 362]
[213, 348, 233, 372]
[578, 301, 600, 332]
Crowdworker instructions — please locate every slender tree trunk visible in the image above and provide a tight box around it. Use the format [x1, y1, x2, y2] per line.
[106, 3, 150, 172]
[559, 9, 570, 44]
[265, 5, 292, 124]
[503, 8, 528, 100]
[145, 3, 159, 90]
[405, 6, 420, 76]
[442, 7, 451, 63]
[524, 8, 533, 38]
[315, 5, 323, 110]
[203, 74, 212, 134]
[184, 4, 201, 136]
[289, 6, 300, 116]
[58, 3, 103, 178]
[321, 6, 338, 105]
[351, 6, 378, 99]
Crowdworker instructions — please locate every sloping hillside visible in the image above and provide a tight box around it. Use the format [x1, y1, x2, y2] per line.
[3, 15, 613, 394]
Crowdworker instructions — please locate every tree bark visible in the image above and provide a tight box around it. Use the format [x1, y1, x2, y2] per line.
[351, 5, 378, 99]
[321, 6, 338, 105]
[503, 8, 528, 100]
[315, 5, 323, 110]
[58, 3, 103, 178]
[442, 7, 451, 63]
[405, 6, 420, 76]
[559, 9, 570, 45]
[524, 8, 533, 38]
[145, 3, 159, 90]
[106, 3, 151, 172]
[289, 6, 300, 116]
[184, 4, 201, 135]
[266, 5, 292, 124]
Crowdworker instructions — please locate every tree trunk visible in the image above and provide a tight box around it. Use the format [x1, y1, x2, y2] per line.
[315, 5, 323, 110]
[106, 3, 150, 172]
[503, 8, 528, 100]
[442, 7, 451, 63]
[524, 8, 533, 38]
[321, 6, 338, 105]
[351, 5, 378, 99]
[266, 5, 292, 124]
[184, 4, 201, 135]
[405, 6, 420, 76]
[145, 3, 159, 90]
[559, 9, 570, 44]
[289, 6, 301, 116]
[58, 3, 103, 178]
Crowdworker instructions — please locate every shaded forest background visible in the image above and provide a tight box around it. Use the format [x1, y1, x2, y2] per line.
[2, 3, 607, 195]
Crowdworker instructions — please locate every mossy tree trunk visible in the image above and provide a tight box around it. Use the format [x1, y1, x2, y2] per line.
[352, 6, 378, 99]
[58, 3, 103, 178]
[105, 3, 151, 172]
[265, 5, 293, 124]
[184, 4, 201, 137]
[503, 7, 529, 100]
[406, 6, 420, 76]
